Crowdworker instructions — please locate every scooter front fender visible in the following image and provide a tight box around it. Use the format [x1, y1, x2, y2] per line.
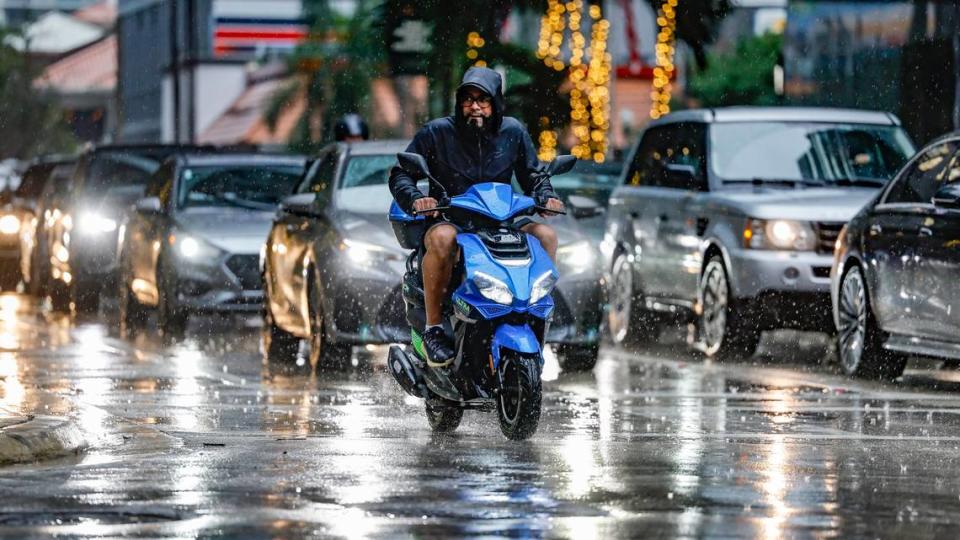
[491, 323, 541, 370]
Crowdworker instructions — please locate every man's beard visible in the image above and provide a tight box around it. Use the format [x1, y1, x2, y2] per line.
[467, 115, 485, 128]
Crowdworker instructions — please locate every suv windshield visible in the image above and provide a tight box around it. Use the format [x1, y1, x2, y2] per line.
[550, 161, 622, 206]
[336, 155, 395, 213]
[178, 164, 303, 210]
[711, 122, 914, 185]
[84, 152, 161, 194]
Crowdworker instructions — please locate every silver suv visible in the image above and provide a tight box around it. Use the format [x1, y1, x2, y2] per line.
[601, 107, 915, 359]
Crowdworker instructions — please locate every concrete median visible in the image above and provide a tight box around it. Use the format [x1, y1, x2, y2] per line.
[0, 415, 86, 465]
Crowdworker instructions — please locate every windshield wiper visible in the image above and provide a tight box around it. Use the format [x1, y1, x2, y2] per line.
[208, 193, 276, 211]
[831, 178, 886, 187]
[723, 178, 804, 187]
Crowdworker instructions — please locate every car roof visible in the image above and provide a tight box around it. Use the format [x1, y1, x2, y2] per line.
[176, 153, 307, 167]
[652, 106, 901, 127]
[337, 139, 409, 156]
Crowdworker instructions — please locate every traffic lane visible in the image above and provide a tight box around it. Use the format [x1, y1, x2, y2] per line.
[0, 297, 959, 536]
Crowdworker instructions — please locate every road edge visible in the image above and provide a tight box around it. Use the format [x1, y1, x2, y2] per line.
[0, 415, 87, 465]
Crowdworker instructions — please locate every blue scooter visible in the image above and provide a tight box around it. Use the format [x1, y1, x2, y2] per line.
[387, 152, 576, 440]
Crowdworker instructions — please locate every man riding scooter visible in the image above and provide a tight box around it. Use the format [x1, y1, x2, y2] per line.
[388, 67, 565, 368]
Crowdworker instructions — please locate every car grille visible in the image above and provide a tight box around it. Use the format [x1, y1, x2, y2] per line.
[815, 222, 844, 255]
[225, 255, 261, 290]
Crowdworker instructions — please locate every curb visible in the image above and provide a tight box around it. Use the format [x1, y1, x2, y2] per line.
[0, 415, 87, 465]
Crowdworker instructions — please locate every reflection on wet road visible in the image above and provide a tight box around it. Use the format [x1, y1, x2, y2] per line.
[1, 293, 960, 537]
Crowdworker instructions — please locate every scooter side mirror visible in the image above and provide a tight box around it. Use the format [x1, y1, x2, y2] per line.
[397, 152, 431, 180]
[547, 155, 577, 177]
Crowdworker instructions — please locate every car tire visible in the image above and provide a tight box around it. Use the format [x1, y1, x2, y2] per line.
[48, 278, 71, 313]
[555, 344, 599, 372]
[307, 274, 350, 371]
[262, 302, 300, 362]
[606, 252, 660, 346]
[118, 266, 148, 337]
[698, 256, 761, 361]
[836, 265, 907, 380]
[71, 278, 100, 315]
[157, 256, 188, 337]
[0, 261, 19, 291]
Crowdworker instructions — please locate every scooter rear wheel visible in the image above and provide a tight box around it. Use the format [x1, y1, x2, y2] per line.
[497, 354, 542, 440]
[425, 402, 463, 433]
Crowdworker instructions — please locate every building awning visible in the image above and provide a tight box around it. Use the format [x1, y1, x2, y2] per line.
[35, 34, 117, 94]
[199, 74, 304, 145]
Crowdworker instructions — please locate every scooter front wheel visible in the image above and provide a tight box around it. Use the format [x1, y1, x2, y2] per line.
[497, 353, 542, 440]
[425, 402, 463, 433]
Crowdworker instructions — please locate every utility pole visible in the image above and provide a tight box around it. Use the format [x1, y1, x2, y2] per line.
[170, 0, 181, 142]
[187, 0, 197, 143]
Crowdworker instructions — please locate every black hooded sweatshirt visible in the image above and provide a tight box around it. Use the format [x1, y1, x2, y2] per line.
[389, 67, 558, 214]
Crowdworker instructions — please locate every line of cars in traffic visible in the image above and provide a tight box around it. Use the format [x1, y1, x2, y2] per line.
[1, 105, 956, 381]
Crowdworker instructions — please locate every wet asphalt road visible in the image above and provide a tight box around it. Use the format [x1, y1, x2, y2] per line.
[2, 295, 960, 537]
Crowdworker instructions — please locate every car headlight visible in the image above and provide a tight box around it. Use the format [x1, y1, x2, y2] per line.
[744, 219, 816, 251]
[529, 270, 557, 304]
[557, 240, 595, 274]
[77, 212, 117, 235]
[473, 271, 513, 305]
[339, 238, 403, 267]
[0, 215, 19, 235]
[170, 233, 222, 260]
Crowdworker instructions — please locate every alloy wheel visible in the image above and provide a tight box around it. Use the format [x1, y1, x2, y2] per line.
[700, 261, 729, 353]
[608, 255, 632, 344]
[837, 267, 868, 374]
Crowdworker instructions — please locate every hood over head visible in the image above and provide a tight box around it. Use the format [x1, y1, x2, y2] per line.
[455, 66, 504, 132]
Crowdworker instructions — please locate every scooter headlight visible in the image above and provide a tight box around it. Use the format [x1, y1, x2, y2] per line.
[529, 270, 557, 304]
[473, 271, 513, 305]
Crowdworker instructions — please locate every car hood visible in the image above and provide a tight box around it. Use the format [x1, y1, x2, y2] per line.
[174, 208, 275, 254]
[710, 187, 880, 222]
[334, 209, 409, 252]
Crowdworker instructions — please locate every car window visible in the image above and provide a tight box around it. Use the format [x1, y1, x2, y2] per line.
[15, 163, 54, 199]
[884, 140, 959, 204]
[624, 123, 706, 189]
[81, 152, 160, 195]
[336, 155, 397, 214]
[297, 152, 338, 201]
[177, 164, 303, 210]
[145, 160, 175, 199]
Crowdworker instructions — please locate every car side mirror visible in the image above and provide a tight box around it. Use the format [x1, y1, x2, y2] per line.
[280, 193, 321, 217]
[664, 163, 698, 190]
[135, 196, 161, 215]
[932, 183, 960, 209]
[567, 195, 604, 219]
[547, 155, 577, 176]
[397, 152, 431, 180]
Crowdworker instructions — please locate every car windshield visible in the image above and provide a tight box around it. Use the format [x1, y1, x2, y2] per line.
[178, 164, 303, 210]
[710, 122, 915, 185]
[549, 162, 622, 206]
[336, 155, 396, 213]
[84, 152, 161, 194]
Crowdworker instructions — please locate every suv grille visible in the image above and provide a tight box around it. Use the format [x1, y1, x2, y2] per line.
[815, 222, 844, 255]
[225, 255, 261, 290]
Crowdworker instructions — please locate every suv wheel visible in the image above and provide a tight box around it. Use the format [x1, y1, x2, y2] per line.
[307, 274, 350, 370]
[607, 252, 659, 345]
[698, 256, 760, 360]
[118, 264, 148, 337]
[157, 256, 188, 337]
[72, 278, 100, 315]
[555, 344, 599, 372]
[836, 265, 906, 379]
[48, 278, 71, 313]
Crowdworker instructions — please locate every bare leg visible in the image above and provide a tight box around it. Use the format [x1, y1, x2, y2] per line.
[422, 224, 459, 326]
[522, 223, 559, 263]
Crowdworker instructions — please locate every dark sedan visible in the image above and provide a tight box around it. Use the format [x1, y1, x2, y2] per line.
[832, 132, 960, 379]
[262, 140, 603, 370]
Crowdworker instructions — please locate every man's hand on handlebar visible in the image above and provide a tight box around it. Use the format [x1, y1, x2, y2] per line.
[539, 197, 565, 217]
[413, 197, 439, 218]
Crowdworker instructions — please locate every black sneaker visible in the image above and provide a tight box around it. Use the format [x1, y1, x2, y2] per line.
[423, 327, 455, 368]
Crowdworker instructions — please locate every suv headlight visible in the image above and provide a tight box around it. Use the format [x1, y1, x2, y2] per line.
[557, 240, 595, 274]
[339, 238, 403, 267]
[474, 271, 513, 305]
[77, 212, 117, 235]
[744, 219, 816, 251]
[529, 270, 557, 304]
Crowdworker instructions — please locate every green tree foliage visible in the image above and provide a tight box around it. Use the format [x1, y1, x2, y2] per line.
[0, 29, 75, 159]
[687, 32, 782, 107]
[267, 0, 385, 153]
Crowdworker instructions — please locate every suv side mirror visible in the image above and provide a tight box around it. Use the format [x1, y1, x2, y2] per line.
[397, 152, 431, 180]
[547, 155, 577, 176]
[932, 183, 960, 209]
[664, 163, 698, 190]
[280, 193, 321, 217]
[567, 195, 604, 219]
[135, 196, 161, 215]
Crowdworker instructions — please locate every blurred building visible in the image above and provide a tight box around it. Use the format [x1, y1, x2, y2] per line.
[0, 0, 101, 26]
[784, 1, 960, 144]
